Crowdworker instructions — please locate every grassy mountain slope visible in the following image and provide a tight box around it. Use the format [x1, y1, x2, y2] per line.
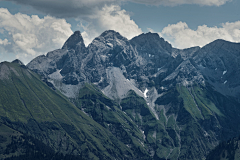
[71, 81, 240, 160]
[120, 90, 179, 160]
[0, 61, 134, 159]
[155, 83, 240, 159]
[0, 123, 82, 160]
[72, 84, 151, 159]
[73, 84, 181, 159]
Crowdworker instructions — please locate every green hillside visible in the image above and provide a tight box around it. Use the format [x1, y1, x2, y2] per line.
[70, 81, 240, 160]
[72, 84, 151, 159]
[73, 84, 181, 159]
[0, 61, 133, 159]
[155, 84, 240, 159]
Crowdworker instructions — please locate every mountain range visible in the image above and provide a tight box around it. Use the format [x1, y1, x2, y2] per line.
[1, 30, 240, 159]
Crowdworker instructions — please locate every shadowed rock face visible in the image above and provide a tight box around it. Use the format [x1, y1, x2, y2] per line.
[26, 30, 240, 160]
[206, 135, 240, 160]
[62, 31, 86, 51]
[192, 40, 240, 97]
[11, 59, 24, 65]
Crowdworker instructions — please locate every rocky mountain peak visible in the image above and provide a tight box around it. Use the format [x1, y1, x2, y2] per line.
[11, 59, 24, 65]
[90, 30, 129, 48]
[100, 30, 126, 40]
[62, 31, 85, 51]
[88, 30, 135, 67]
[88, 30, 127, 49]
[130, 32, 172, 54]
[136, 32, 160, 39]
[202, 39, 240, 52]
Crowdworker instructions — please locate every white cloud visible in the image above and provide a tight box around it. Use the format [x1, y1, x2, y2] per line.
[161, 21, 240, 49]
[0, 8, 73, 64]
[0, 5, 142, 63]
[130, 0, 231, 6]
[0, 38, 10, 45]
[5, 0, 120, 18]
[3, 0, 230, 19]
[81, 5, 142, 46]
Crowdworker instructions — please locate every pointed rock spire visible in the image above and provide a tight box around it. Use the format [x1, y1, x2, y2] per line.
[100, 30, 125, 39]
[11, 59, 24, 65]
[62, 31, 86, 51]
[130, 32, 172, 53]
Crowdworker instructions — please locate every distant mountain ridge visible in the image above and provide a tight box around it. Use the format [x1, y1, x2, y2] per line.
[27, 30, 240, 100]
[1, 30, 240, 159]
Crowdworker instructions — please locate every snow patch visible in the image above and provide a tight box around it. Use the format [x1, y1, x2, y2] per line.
[99, 77, 104, 83]
[145, 87, 160, 120]
[148, 54, 154, 58]
[144, 88, 149, 98]
[223, 70, 227, 75]
[198, 64, 205, 69]
[100, 55, 107, 62]
[204, 131, 209, 137]
[160, 86, 166, 90]
[105, 106, 111, 110]
[107, 43, 113, 48]
[183, 80, 190, 86]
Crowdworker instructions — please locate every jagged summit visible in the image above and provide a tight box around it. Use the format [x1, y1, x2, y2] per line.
[88, 29, 134, 66]
[99, 30, 125, 39]
[211, 39, 235, 44]
[202, 39, 240, 51]
[90, 30, 128, 47]
[11, 59, 24, 65]
[131, 32, 169, 44]
[132, 32, 160, 39]
[62, 30, 85, 50]
[89, 30, 129, 47]
[130, 32, 172, 54]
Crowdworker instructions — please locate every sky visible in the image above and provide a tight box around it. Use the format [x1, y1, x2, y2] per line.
[0, 0, 240, 64]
